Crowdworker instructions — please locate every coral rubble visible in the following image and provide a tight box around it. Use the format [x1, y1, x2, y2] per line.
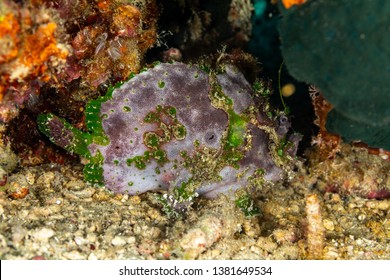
[306, 85, 390, 199]
[307, 142, 390, 199]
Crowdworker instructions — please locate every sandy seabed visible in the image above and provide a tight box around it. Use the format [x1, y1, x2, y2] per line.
[1, 148, 389, 260]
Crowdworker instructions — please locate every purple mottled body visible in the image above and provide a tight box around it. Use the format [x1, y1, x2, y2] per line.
[85, 62, 299, 197]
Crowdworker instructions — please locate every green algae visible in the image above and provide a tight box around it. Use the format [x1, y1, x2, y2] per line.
[226, 109, 247, 148]
[126, 149, 168, 170]
[84, 150, 105, 185]
[235, 193, 260, 217]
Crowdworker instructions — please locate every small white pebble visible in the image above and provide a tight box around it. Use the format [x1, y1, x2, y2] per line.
[111, 236, 127, 246]
[74, 236, 87, 246]
[86, 233, 97, 243]
[324, 248, 339, 259]
[88, 252, 98, 260]
[356, 239, 364, 246]
[121, 194, 129, 202]
[32, 228, 55, 241]
[63, 250, 85, 260]
[358, 214, 366, 221]
[323, 219, 335, 231]
[126, 236, 136, 244]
